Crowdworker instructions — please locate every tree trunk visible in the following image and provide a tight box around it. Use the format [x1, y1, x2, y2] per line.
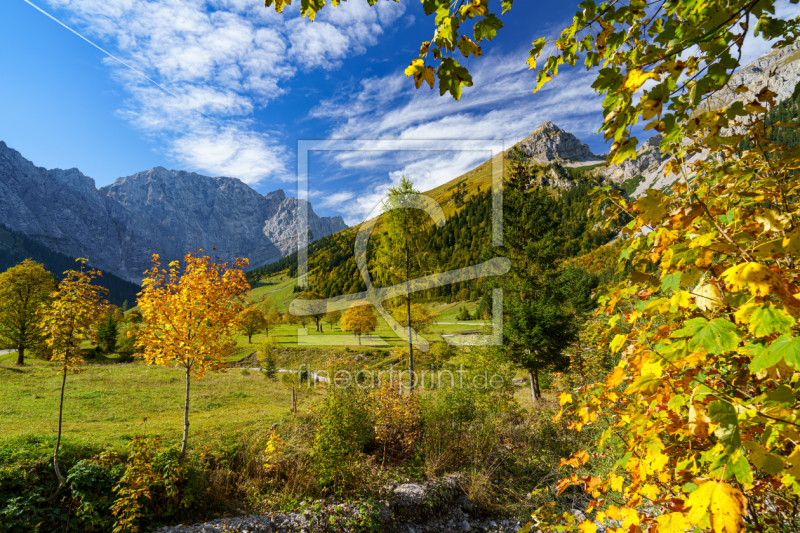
[180, 366, 191, 464]
[53, 366, 68, 486]
[529, 369, 542, 403]
[406, 243, 414, 394]
[16, 345, 24, 366]
[248, 334, 252, 343]
[291, 386, 297, 414]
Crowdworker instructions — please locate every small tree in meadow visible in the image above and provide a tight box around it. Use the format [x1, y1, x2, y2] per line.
[97, 312, 118, 353]
[259, 299, 281, 336]
[237, 306, 267, 343]
[324, 309, 342, 330]
[39, 260, 107, 486]
[341, 305, 378, 345]
[0, 259, 57, 365]
[133, 251, 249, 462]
[297, 291, 326, 332]
[257, 337, 280, 379]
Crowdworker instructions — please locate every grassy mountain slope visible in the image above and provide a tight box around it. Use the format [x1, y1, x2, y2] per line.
[248, 158, 619, 302]
[0, 223, 140, 307]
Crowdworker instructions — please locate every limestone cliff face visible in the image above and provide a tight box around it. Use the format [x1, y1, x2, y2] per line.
[516, 122, 605, 165]
[600, 134, 666, 185]
[0, 142, 347, 283]
[707, 41, 800, 112]
[262, 196, 347, 259]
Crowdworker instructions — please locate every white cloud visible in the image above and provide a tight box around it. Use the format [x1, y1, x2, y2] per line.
[308, 49, 605, 223]
[42, 0, 404, 184]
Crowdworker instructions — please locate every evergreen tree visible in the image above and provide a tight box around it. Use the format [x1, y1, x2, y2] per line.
[97, 312, 118, 353]
[499, 147, 578, 402]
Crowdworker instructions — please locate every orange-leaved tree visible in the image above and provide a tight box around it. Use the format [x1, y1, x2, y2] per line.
[133, 251, 249, 462]
[39, 259, 107, 486]
[340, 305, 378, 345]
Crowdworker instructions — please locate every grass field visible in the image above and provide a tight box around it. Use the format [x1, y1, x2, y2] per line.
[0, 274, 536, 451]
[0, 338, 549, 457]
[232, 277, 487, 351]
[0, 351, 311, 450]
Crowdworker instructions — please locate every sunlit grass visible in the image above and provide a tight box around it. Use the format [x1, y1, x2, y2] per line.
[0, 351, 310, 450]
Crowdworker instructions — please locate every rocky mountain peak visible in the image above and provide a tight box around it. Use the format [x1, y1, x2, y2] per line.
[266, 189, 286, 202]
[516, 122, 604, 165]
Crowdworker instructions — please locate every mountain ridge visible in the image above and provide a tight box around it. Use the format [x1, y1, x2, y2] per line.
[0, 141, 347, 283]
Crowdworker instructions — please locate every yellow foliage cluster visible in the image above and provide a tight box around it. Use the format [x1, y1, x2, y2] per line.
[40, 260, 108, 373]
[371, 380, 422, 462]
[132, 251, 249, 379]
[546, 102, 800, 532]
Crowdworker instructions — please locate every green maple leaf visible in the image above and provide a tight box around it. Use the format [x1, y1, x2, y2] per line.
[767, 335, 800, 369]
[660, 272, 681, 292]
[672, 317, 740, 355]
[708, 400, 741, 448]
[749, 305, 795, 337]
[474, 14, 503, 42]
[437, 57, 472, 100]
[747, 342, 781, 373]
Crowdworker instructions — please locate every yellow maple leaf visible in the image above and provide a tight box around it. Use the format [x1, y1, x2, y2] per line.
[633, 189, 669, 226]
[605, 366, 625, 388]
[721, 262, 778, 296]
[656, 512, 691, 533]
[686, 481, 746, 533]
[623, 69, 661, 91]
[670, 290, 691, 309]
[756, 209, 791, 233]
[577, 520, 597, 533]
[695, 282, 723, 311]
[689, 404, 711, 439]
[610, 334, 627, 353]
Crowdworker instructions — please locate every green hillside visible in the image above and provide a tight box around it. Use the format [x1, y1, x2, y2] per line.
[0, 223, 140, 307]
[248, 158, 621, 302]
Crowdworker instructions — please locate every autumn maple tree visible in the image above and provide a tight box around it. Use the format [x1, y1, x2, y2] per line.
[0, 259, 56, 365]
[340, 305, 378, 345]
[39, 259, 107, 486]
[529, 2, 800, 532]
[133, 251, 249, 462]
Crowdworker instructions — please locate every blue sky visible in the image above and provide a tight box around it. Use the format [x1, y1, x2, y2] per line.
[0, 0, 793, 224]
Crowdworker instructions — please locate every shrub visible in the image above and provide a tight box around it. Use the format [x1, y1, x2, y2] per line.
[455, 306, 472, 321]
[257, 338, 279, 379]
[67, 455, 124, 531]
[111, 437, 207, 532]
[371, 381, 422, 464]
[311, 387, 375, 492]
